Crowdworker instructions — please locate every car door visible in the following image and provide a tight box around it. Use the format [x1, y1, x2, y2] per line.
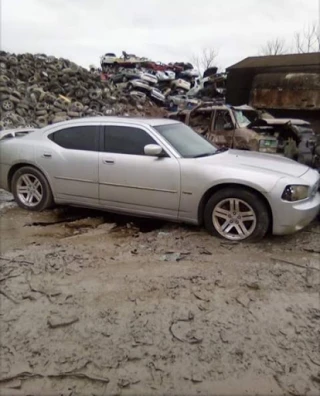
[98, 124, 181, 219]
[36, 124, 100, 205]
[211, 109, 235, 147]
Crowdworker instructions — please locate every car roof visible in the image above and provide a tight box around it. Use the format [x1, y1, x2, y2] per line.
[41, 117, 180, 131]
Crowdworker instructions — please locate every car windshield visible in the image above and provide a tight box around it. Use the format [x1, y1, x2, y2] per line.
[233, 110, 251, 128]
[154, 123, 217, 158]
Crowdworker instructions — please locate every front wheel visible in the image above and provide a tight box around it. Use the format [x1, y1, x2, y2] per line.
[204, 188, 270, 242]
[12, 166, 54, 211]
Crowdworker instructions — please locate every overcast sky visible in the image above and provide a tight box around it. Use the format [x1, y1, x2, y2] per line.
[1, 0, 319, 70]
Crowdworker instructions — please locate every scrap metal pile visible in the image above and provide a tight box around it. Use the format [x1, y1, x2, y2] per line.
[100, 51, 226, 110]
[0, 51, 166, 130]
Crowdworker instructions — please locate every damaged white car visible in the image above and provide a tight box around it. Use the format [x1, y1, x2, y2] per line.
[153, 70, 176, 81]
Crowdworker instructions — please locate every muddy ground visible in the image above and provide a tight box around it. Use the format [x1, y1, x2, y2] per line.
[0, 189, 319, 396]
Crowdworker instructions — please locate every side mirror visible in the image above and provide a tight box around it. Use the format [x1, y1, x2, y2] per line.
[144, 144, 164, 157]
[224, 122, 233, 131]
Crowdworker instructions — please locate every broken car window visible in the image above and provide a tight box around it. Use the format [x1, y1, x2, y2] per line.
[48, 126, 99, 151]
[189, 110, 212, 135]
[214, 110, 233, 131]
[104, 126, 156, 155]
[155, 123, 217, 158]
[233, 110, 251, 128]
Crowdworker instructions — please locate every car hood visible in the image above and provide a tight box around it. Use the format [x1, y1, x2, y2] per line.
[198, 149, 309, 178]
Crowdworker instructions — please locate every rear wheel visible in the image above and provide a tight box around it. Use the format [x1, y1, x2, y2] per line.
[204, 188, 269, 242]
[12, 166, 54, 211]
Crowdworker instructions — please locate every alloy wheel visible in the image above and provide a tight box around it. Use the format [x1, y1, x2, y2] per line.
[212, 198, 257, 241]
[16, 173, 43, 207]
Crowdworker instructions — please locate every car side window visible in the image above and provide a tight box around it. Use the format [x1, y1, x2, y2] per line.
[48, 126, 99, 151]
[214, 110, 233, 131]
[103, 126, 157, 155]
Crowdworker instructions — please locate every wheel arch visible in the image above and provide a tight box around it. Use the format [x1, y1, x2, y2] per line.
[8, 162, 53, 193]
[197, 183, 273, 232]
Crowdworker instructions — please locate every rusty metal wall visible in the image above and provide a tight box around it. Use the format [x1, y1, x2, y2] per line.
[226, 59, 320, 107]
[250, 73, 320, 110]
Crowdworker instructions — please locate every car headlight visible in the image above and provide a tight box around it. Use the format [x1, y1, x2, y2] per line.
[282, 185, 309, 202]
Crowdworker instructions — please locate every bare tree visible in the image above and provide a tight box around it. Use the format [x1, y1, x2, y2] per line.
[260, 38, 287, 56]
[191, 47, 218, 73]
[294, 22, 320, 53]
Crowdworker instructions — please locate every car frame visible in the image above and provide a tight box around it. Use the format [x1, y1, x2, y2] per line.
[139, 71, 158, 85]
[0, 117, 319, 242]
[149, 88, 165, 104]
[167, 94, 200, 109]
[127, 79, 151, 93]
[167, 103, 320, 167]
[170, 79, 191, 92]
[100, 53, 118, 68]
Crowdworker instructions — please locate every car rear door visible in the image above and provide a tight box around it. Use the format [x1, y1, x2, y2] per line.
[98, 123, 181, 220]
[36, 124, 100, 205]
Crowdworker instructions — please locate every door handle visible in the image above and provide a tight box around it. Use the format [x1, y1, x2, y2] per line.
[43, 152, 52, 158]
[103, 159, 114, 164]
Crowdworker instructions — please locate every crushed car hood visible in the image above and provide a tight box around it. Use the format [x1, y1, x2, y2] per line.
[248, 117, 310, 129]
[198, 149, 309, 178]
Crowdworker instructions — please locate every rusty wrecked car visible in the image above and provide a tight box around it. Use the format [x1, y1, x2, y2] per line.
[167, 103, 320, 169]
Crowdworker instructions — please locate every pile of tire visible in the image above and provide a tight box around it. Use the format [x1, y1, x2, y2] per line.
[0, 52, 163, 130]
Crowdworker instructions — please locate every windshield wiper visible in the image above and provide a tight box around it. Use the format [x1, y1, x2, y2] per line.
[193, 148, 227, 158]
[216, 147, 229, 153]
[193, 152, 216, 158]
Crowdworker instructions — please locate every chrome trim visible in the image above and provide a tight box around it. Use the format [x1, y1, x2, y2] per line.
[99, 197, 177, 210]
[55, 176, 97, 183]
[99, 181, 177, 193]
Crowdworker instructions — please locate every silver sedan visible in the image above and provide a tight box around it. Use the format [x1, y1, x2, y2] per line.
[0, 117, 319, 241]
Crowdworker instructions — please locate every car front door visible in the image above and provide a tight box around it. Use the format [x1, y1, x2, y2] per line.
[36, 124, 100, 205]
[98, 124, 181, 220]
[211, 109, 235, 148]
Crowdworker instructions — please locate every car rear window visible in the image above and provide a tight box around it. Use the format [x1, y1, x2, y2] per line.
[48, 126, 99, 151]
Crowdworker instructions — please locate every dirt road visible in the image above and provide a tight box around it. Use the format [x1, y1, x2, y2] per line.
[0, 191, 319, 396]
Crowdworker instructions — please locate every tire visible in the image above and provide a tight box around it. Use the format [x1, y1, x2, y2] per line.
[204, 187, 269, 242]
[1, 100, 15, 111]
[12, 166, 54, 211]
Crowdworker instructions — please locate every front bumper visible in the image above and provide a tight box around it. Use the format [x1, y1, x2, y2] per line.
[272, 192, 320, 235]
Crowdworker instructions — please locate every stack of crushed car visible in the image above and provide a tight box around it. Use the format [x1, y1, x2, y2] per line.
[0, 51, 166, 130]
[100, 51, 226, 110]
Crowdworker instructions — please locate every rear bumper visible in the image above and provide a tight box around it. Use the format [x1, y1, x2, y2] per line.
[273, 192, 320, 235]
